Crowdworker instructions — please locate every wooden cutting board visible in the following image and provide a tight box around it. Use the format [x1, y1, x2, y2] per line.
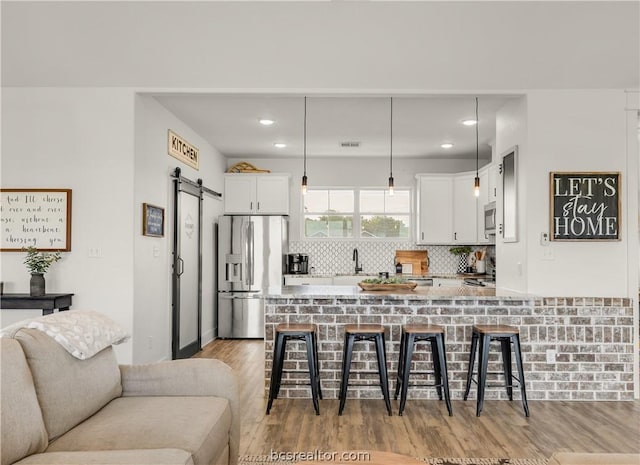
[395, 250, 429, 275]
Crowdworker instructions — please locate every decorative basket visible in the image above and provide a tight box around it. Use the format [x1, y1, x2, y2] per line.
[227, 162, 271, 173]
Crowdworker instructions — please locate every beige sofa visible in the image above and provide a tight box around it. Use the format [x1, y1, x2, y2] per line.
[1, 328, 239, 465]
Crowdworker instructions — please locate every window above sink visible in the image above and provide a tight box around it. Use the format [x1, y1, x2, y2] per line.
[302, 187, 412, 240]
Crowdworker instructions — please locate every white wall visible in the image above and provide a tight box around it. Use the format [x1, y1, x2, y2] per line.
[495, 97, 528, 292]
[134, 95, 226, 363]
[227, 156, 487, 242]
[496, 91, 637, 297]
[1, 88, 136, 362]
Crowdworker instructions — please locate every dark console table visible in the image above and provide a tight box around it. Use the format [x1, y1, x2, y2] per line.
[0, 293, 74, 315]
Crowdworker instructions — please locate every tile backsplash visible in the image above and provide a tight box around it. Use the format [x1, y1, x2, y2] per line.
[289, 241, 495, 276]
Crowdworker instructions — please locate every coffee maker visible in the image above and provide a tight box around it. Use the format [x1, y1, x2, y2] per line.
[286, 253, 309, 274]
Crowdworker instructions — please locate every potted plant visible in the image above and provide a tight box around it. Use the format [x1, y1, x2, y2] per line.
[449, 246, 472, 274]
[23, 246, 61, 296]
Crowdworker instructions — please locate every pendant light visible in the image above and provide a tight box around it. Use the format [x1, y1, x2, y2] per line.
[301, 96, 308, 195]
[388, 97, 395, 196]
[473, 97, 480, 197]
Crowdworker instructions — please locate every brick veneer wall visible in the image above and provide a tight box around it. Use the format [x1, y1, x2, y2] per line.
[264, 295, 635, 401]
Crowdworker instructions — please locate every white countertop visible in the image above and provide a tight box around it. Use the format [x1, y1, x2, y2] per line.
[265, 285, 535, 300]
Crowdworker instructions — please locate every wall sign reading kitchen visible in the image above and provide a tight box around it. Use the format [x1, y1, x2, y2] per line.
[550, 172, 620, 241]
[168, 129, 199, 170]
[0, 189, 72, 251]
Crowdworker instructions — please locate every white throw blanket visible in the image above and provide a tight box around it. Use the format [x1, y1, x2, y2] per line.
[0, 310, 130, 360]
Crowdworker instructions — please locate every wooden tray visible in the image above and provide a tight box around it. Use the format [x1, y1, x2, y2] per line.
[358, 282, 418, 291]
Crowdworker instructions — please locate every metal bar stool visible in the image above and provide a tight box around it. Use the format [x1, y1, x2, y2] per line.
[463, 324, 529, 417]
[338, 324, 392, 416]
[266, 323, 322, 415]
[394, 324, 453, 416]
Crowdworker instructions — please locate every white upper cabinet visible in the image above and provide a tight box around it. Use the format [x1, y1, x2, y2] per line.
[224, 174, 290, 215]
[254, 175, 290, 214]
[452, 173, 478, 244]
[487, 163, 498, 201]
[417, 165, 494, 245]
[476, 167, 492, 244]
[417, 175, 453, 244]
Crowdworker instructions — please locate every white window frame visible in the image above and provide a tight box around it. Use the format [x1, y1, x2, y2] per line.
[359, 187, 412, 240]
[301, 186, 412, 241]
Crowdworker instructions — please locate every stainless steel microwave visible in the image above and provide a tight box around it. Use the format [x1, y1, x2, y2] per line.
[484, 201, 497, 235]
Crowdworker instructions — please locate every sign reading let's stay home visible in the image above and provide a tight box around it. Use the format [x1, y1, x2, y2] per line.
[550, 172, 620, 241]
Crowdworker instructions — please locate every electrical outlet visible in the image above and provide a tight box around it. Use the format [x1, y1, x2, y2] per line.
[88, 247, 102, 258]
[546, 349, 557, 364]
[542, 247, 555, 260]
[147, 336, 153, 349]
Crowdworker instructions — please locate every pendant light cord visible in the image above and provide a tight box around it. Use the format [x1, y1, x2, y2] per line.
[475, 97, 479, 176]
[303, 96, 307, 177]
[390, 97, 393, 177]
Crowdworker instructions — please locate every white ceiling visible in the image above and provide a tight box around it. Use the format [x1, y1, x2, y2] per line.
[3, 2, 637, 90]
[153, 94, 516, 159]
[2, 2, 637, 162]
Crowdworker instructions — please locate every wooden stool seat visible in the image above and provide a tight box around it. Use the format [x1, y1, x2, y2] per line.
[473, 324, 519, 335]
[339, 324, 392, 416]
[403, 324, 445, 334]
[464, 324, 529, 417]
[344, 324, 385, 334]
[267, 323, 322, 415]
[276, 323, 317, 333]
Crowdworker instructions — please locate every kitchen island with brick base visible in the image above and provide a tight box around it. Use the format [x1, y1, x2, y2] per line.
[264, 286, 635, 403]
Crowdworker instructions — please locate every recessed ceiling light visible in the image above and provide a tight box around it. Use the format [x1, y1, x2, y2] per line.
[462, 119, 478, 126]
[273, 142, 287, 148]
[441, 143, 454, 149]
[259, 119, 275, 126]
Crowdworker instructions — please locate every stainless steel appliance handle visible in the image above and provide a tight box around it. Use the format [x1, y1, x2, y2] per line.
[242, 220, 249, 286]
[248, 221, 255, 286]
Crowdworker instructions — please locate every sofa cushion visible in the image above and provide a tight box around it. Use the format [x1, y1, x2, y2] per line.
[47, 396, 232, 465]
[14, 328, 122, 441]
[14, 449, 195, 465]
[0, 338, 48, 465]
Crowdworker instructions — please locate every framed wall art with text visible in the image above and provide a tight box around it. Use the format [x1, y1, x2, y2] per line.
[142, 203, 164, 237]
[550, 172, 620, 241]
[0, 188, 72, 251]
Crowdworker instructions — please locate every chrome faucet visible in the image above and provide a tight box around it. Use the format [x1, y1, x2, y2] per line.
[353, 248, 363, 274]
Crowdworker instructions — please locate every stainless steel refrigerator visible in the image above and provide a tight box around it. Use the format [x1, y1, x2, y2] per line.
[217, 215, 288, 338]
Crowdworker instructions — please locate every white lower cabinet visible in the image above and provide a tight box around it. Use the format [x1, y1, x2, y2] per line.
[433, 278, 464, 288]
[331, 275, 377, 286]
[284, 276, 332, 286]
[284, 275, 377, 286]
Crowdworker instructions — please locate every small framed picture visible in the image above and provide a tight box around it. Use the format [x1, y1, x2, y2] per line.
[142, 203, 164, 237]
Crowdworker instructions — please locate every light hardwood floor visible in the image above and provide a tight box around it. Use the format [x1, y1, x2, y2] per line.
[195, 339, 640, 460]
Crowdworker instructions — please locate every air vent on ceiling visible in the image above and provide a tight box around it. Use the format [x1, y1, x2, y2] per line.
[340, 141, 360, 148]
